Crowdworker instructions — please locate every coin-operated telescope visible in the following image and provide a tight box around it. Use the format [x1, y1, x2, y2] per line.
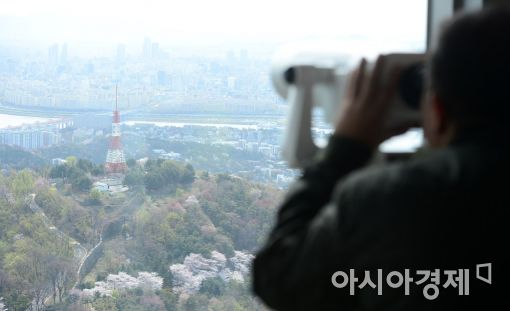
[272, 52, 425, 168]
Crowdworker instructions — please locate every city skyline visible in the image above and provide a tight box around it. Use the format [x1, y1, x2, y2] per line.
[0, 0, 427, 58]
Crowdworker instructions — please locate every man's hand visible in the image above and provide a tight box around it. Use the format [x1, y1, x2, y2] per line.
[335, 55, 409, 148]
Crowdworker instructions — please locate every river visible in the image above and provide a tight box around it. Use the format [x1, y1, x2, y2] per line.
[0, 113, 56, 129]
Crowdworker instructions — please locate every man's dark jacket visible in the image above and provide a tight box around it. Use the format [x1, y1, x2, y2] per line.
[253, 130, 509, 310]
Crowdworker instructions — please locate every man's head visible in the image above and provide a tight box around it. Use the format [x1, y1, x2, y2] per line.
[423, 6, 510, 147]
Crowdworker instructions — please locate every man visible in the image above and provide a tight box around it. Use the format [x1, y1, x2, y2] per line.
[253, 6, 510, 310]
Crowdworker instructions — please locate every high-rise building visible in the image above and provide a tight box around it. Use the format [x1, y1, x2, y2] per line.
[157, 70, 168, 85]
[151, 42, 159, 58]
[226, 50, 236, 62]
[48, 44, 59, 67]
[240, 49, 248, 62]
[116, 44, 126, 63]
[60, 43, 68, 64]
[227, 76, 237, 90]
[143, 37, 152, 58]
[0, 129, 60, 149]
[105, 86, 127, 174]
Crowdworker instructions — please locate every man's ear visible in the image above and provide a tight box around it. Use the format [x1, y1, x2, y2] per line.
[430, 93, 449, 134]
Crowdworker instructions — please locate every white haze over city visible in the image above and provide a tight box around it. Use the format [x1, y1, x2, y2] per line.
[1, 0, 426, 58]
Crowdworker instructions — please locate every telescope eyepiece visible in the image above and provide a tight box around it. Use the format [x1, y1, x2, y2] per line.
[284, 67, 296, 84]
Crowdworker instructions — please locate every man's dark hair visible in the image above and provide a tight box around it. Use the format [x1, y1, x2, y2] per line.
[430, 5, 510, 128]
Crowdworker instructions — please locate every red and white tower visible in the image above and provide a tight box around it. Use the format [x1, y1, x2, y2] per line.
[105, 85, 127, 174]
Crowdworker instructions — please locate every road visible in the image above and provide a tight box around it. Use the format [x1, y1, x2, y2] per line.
[72, 231, 103, 290]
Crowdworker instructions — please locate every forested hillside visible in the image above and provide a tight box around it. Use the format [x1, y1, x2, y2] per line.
[0, 170, 79, 310]
[0, 158, 283, 311]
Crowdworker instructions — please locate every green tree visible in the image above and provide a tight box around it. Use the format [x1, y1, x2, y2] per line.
[144, 171, 164, 191]
[126, 158, 137, 168]
[91, 164, 105, 176]
[72, 175, 92, 192]
[144, 159, 157, 170]
[160, 161, 180, 184]
[92, 297, 118, 311]
[89, 188, 102, 205]
[77, 158, 94, 172]
[65, 156, 77, 167]
[12, 169, 34, 197]
[158, 288, 178, 311]
[67, 166, 85, 180]
[180, 163, 195, 185]
[49, 164, 68, 179]
[183, 294, 208, 311]
[199, 277, 225, 297]
[123, 169, 144, 187]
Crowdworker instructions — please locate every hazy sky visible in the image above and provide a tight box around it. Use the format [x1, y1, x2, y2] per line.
[0, 0, 427, 57]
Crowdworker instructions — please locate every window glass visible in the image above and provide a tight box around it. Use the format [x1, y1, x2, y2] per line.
[0, 1, 427, 310]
